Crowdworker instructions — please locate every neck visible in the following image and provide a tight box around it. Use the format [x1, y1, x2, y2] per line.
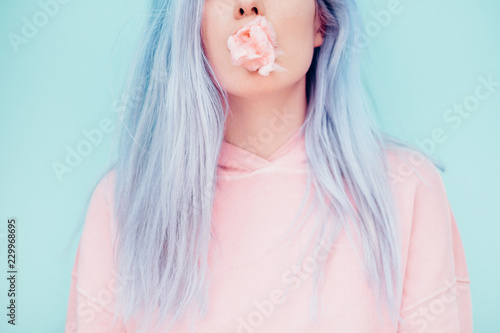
[223, 76, 307, 160]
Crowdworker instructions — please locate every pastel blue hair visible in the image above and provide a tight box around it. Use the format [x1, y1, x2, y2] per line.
[100, 0, 443, 332]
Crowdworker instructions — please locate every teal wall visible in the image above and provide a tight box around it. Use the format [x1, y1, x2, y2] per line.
[360, 0, 500, 331]
[0, 0, 498, 331]
[0, 1, 146, 332]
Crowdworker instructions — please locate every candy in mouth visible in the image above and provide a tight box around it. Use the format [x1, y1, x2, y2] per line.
[227, 15, 286, 77]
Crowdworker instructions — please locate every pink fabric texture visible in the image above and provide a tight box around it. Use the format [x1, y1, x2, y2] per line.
[65, 127, 473, 332]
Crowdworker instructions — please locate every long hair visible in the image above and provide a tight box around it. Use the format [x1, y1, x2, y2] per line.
[107, 0, 442, 332]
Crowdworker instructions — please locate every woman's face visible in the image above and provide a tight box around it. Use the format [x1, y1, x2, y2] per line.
[201, 0, 324, 97]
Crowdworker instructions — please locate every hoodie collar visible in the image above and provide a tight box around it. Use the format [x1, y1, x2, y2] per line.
[217, 125, 307, 173]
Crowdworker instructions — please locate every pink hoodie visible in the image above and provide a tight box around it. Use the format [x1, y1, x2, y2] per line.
[65, 127, 473, 332]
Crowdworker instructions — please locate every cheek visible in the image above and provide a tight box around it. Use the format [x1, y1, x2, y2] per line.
[201, 6, 232, 59]
[201, 26, 236, 90]
[277, 17, 317, 72]
[273, 1, 317, 67]
[202, 17, 226, 69]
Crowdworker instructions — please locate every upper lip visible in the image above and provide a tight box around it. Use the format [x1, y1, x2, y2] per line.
[229, 15, 262, 38]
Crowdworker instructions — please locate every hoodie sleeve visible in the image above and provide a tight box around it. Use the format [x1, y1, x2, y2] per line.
[65, 172, 129, 333]
[397, 159, 473, 333]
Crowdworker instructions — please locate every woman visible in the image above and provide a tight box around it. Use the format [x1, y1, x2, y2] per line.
[65, 0, 473, 332]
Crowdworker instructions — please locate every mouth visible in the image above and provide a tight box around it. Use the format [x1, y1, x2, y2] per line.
[227, 15, 286, 76]
[229, 15, 261, 39]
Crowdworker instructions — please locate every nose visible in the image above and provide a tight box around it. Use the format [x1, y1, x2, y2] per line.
[234, 0, 264, 19]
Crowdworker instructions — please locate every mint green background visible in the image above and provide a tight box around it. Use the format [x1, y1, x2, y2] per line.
[0, 0, 498, 332]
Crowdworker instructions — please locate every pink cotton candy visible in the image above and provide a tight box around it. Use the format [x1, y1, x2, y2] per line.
[227, 15, 286, 76]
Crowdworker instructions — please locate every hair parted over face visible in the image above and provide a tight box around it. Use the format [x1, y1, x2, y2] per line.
[201, 0, 325, 97]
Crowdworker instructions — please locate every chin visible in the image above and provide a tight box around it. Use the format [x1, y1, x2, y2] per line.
[226, 76, 287, 98]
